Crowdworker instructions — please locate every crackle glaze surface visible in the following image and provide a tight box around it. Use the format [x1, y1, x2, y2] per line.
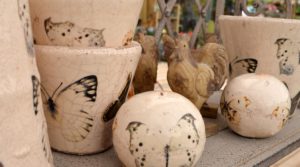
[29, 0, 143, 47]
[0, 0, 53, 166]
[35, 43, 141, 154]
[221, 74, 291, 138]
[220, 16, 300, 115]
[113, 91, 206, 167]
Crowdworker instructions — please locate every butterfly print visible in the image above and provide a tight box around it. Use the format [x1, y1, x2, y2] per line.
[41, 75, 97, 142]
[229, 57, 258, 76]
[274, 38, 296, 76]
[17, 0, 34, 56]
[126, 113, 200, 167]
[31, 75, 40, 115]
[290, 91, 300, 116]
[102, 73, 132, 122]
[44, 17, 105, 47]
[221, 95, 252, 125]
[41, 122, 53, 163]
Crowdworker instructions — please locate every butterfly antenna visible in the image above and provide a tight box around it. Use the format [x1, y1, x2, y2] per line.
[51, 82, 63, 98]
[40, 83, 51, 99]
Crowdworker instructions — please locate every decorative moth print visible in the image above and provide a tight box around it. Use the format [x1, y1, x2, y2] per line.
[44, 17, 105, 47]
[32, 75, 39, 115]
[41, 75, 98, 142]
[127, 114, 200, 167]
[220, 95, 252, 125]
[291, 91, 300, 115]
[274, 38, 297, 76]
[229, 57, 258, 76]
[270, 106, 290, 129]
[17, 0, 34, 56]
[103, 73, 132, 122]
[31, 75, 53, 163]
[41, 121, 53, 164]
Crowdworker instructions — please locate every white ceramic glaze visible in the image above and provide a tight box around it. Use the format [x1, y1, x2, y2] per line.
[29, 0, 144, 47]
[113, 91, 206, 167]
[35, 42, 141, 154]
[0, 0, 53, 166]
[221, 74, 291, 138]
[219, 15, 300, 115]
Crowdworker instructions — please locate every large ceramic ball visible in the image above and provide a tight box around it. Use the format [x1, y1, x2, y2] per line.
[221, 74, 291, 138]
[113, 91, 206, 167]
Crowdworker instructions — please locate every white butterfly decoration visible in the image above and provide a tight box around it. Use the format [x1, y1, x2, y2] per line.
[41, 75, 97, 142]
[127, 113, 201, 167]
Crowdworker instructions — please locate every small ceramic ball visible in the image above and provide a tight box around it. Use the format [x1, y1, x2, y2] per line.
[113, 91, 206, 167]
[221, 74, 291, 138]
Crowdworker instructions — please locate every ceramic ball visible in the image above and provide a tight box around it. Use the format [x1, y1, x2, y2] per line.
[221, 74, 291, 138]
[113, 91, 206, 167]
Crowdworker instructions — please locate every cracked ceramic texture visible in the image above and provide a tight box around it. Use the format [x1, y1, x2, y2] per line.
[113, 91, 206, 167]
[220, 16, 300, 115]
[29, 0, 144, 47]
[35, 42, 141, 154]
[221, 74, 291, 138]
[0, 0, 53, 166]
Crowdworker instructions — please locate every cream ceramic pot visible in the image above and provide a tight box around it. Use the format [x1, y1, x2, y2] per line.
[35, 42, 141, 154]
[0, 0, 53, 166]
[29, 0, 144, 47]
[219, 16, 300, 115]
[220, 74, 291, 138]
[113, 91, 206, 167]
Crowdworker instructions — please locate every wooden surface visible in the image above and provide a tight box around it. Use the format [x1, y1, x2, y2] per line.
[271, 148, 300, 167]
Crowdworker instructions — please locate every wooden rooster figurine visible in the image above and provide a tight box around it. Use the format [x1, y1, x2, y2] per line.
[192, 43, 228, 90]
[163, 35, 215, 110]
[133, 33, 158, 94]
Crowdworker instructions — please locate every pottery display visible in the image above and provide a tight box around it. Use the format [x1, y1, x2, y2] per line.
[35, 42, 141, 154]
[113, 91, 206, 167]
[28, 0, 144, 47]
[221, 74, 291, 138]
[0, 0, 53, 166]
[219, 15, 300, 115]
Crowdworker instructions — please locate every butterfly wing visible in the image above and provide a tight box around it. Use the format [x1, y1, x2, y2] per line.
[31, 75, 40, 115]
[126, 122, 165, 167]
[168, 114, 201, 167]
[103, 73, 132, 122]
[230, 58, 258, 76]
[55, 75, 97, 142]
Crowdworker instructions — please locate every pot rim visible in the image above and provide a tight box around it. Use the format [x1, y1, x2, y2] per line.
[219, 15, 300, 24]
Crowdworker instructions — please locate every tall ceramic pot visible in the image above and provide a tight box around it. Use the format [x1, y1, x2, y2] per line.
[35, 43, 141, 154]
[219, 16, 300, 115]
[0, 0, 53, 166]
[28, 0, 144, 47]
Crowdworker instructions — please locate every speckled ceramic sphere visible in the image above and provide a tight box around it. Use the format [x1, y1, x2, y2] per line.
[113, 91, 206, 167]
[221, 74, 291, 138]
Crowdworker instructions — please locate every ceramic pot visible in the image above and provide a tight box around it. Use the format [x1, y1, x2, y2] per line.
[219, 15, 300, 115]
[35, 42, 141, 154]
[28, 0, 144, 47]
[113, 91, 206, 167]
[0, 0, 53, 166]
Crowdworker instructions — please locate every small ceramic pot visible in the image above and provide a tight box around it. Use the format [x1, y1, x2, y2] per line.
[113, 91, 206, 167]
[0, 0, 53, 166]
[35, 42, 141, 154]
[219, 16, 300, 115]
[28, 0, 144, 47]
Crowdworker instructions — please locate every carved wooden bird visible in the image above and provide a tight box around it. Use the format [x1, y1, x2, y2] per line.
[133, 33, 158, 94]
[163, 35, 215, 110]
[192, 43, 229, 90]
